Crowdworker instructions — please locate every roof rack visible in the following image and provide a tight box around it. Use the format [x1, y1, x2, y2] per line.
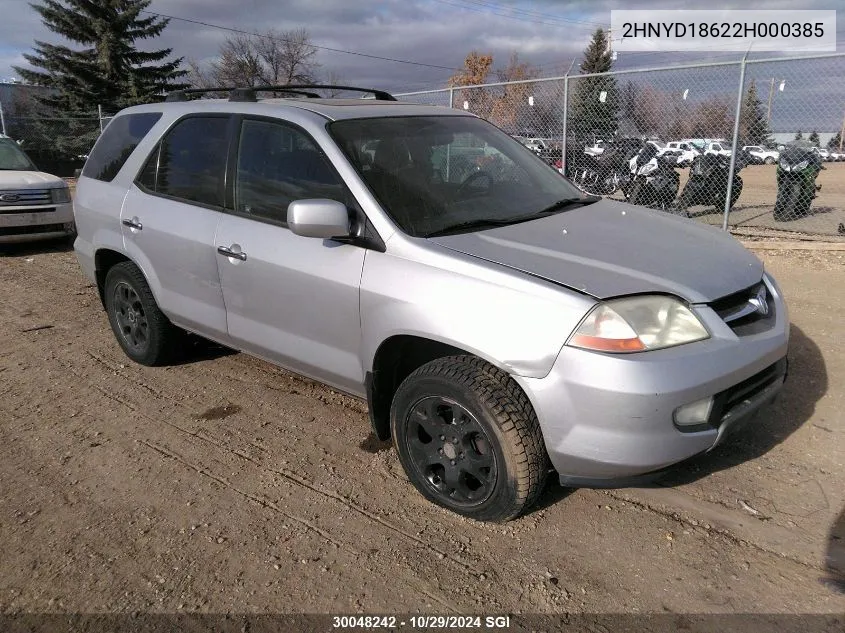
[232, 85, 397, 102]
[164, 84, 397, 103]
[164, 86, 322, 102]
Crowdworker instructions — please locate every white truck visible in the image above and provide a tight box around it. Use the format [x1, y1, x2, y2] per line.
[742, 145, 779, 164]
[663, 141, 700, 167]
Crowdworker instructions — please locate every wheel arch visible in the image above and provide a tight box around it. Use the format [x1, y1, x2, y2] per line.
[94, 248, 163, 309]
[365, 334, 518, 442]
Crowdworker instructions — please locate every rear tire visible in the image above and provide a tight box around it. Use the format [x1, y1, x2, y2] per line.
[765, 157, 775, 165]
[390, 356, 550, 522]
[104, 261, 185, 366]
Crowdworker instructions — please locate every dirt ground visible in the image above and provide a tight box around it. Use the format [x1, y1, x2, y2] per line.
[609, 162, 845, 238]
[0, 240, 844, 624]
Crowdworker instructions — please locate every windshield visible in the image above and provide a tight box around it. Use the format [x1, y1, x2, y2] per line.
[328, 115, 587, 237]
[0, 138, 37, 170]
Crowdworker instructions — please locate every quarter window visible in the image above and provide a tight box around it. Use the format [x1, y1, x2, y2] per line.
[234, 119, 350, 223]
[82, 112, 162, 182]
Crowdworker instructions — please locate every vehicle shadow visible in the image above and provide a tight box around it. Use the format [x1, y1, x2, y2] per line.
[822, 505, 845, 594]
[0, 236, 74, 257]
[655, 324, 826, 486]
[171, 334, 239, 366]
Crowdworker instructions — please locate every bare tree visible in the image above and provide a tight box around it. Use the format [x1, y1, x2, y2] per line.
[213, 34, 264, 87]
[206, 28, 321, 94]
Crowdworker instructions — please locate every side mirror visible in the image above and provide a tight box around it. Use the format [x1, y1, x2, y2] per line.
[73, 168, 82, 178]
[287, 199, 352, 240]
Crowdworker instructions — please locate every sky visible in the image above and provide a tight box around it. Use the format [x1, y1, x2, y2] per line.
[0, 1, 842, 130]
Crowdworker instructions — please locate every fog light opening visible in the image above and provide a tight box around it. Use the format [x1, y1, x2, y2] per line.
[673, 396, 714, 427]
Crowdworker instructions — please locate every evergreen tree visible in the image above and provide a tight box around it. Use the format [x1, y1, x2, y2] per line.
[739, 80, 772, 146]
[828, 131, 842, 150]
[808, 130, 820, 146]
[569, 29, 618, 140]
[795, 130, 803, 140]
[14, 0, 187, 158]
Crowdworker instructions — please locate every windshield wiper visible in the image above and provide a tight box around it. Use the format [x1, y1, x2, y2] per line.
[526, 195, 600, 218]
[425, 218, 519, 237]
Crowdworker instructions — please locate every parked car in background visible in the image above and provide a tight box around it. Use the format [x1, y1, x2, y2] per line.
[584, 140, 606, 157]
[0, 134, 75, 245]
[664, 141, 700, 167]
[704, 141, 732, 158]
[742, 145, 779, 165]
[830, 149, 845, 162]
[817, 148, 832, 162]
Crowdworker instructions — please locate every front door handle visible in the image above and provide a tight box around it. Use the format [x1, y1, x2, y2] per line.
[217, 245, 247, 261]
[122, 217, 143, 230]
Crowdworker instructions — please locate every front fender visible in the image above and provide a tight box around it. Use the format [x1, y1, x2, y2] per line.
[359, 249, 595, 379]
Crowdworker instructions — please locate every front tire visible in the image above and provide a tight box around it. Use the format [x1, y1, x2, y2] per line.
[390, 356, 549, 522]
[104, 261, 184, 366]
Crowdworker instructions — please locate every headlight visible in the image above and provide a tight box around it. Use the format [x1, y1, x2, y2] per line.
[51, 186, 71, 204]
[778, 159, 790, 171]
[567, 296, 710, 353]
[793, 159, 809, 171]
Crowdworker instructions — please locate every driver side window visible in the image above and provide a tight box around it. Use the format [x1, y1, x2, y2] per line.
[234, 119, 352, 225]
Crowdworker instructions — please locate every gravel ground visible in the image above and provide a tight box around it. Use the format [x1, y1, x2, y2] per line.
[0, 240, 843, 627]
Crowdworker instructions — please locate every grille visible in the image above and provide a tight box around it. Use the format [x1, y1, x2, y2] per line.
[0, 223, 67, 236]
[709, 281, 775, 335]
[707, 358, 788, 429]
[0, 207, 56, 215]
[0, 189, 52, 207]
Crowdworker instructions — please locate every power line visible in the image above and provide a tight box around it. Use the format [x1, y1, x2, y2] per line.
[140, 10, 460, 72]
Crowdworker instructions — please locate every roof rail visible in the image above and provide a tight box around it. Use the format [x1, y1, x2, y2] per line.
[163, 86, 323, 102]
[163, 84, 397, 103]
[234, 85, 397, 102]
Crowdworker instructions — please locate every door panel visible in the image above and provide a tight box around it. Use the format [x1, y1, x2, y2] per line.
[216, 117, 368, 395]
[119, 114, 233, 338]
[121, 185, 227, 336]
[216, 214, 366, 395]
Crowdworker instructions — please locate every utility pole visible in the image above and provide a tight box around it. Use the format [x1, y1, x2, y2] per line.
[766, 78, 785, 126]
[840, 108, 844, 152]
[766, 78, 775, 125]
[0, 99, 6, 136]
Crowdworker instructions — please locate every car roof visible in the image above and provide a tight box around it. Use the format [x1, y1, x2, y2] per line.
[116, 97, 474, 122]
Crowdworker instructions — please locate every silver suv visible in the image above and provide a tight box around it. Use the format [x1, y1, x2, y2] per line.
[73, 85, 790, 522]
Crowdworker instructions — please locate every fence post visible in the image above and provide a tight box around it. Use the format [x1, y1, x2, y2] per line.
[98, 104, 104, 132]
[446, 88, 454, 181]
[561, 60, 575, 176]
[0, 99, 6, 136]
[722, 51, 749, 231]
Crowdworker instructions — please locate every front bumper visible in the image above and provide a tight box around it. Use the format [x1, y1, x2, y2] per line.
[0, 203, 75, 244]
[514, 275, 790, 486]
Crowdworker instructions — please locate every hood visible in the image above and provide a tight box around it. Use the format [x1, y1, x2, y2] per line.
[0, 170, 65, 188]
[428, 199, 763, 303]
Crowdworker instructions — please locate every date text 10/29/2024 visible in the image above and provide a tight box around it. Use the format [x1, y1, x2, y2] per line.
[332, 615, 512, 629]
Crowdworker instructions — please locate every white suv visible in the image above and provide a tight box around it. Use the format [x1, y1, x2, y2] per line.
[0, 134, 74, 244]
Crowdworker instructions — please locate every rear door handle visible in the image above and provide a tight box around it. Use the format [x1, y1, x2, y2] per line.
[217, 245, 247, 261]
[122, 217, 142, 230]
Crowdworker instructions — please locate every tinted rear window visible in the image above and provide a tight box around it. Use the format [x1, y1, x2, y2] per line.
[82, 113, 162, 182]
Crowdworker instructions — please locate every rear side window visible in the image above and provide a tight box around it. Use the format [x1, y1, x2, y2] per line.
[82, 112, 162, 182]
[140, 116, 230, 208]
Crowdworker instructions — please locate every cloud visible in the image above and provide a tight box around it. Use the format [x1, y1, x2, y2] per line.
[0, 0, 841, 96]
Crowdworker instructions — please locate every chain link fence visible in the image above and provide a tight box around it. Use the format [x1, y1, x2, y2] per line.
[396, 52, 845, 238]
[0, 88, 113, 177]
